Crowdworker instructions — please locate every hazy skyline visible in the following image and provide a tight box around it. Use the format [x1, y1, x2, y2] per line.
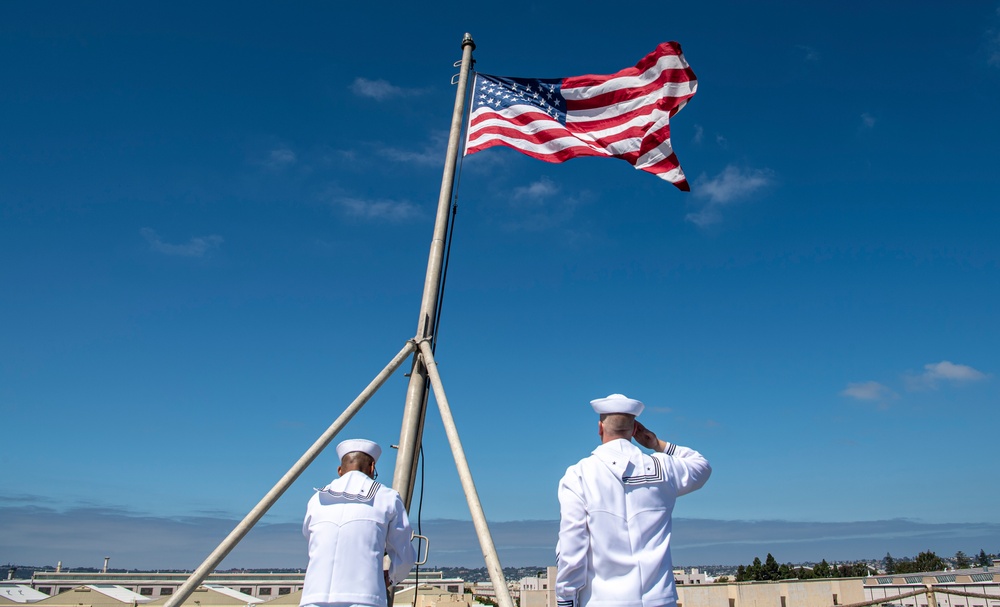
[4, 501, 999, 570]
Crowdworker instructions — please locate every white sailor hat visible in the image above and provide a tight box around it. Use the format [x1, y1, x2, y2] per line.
[336, 439, 382, 464]
[590, 393, 645, 416]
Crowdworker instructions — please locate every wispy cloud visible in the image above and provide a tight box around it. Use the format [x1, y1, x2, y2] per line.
[843, 361, 989, 403]
[860, 112, 876, 130]
[983, 7, 1000, 67]
[349, 77, 425, 101]
[687, 165, 774, 227]
[905, 360, 989, 391]
[264, 146, 297, 170]
[4, 502, 999, 568]
[692, 124, 704, 145]
[140, 228, 223, 257]
[333, 196, 424, 222]
[500, 177, 588, 232]
[0, 502, 304, 570]
[841, 381, 896, 406]
[988, 24, 1000, 67]
[796, 45, 820, 62]
[513, 177, 560, 201]
[377, 132, 447, 167]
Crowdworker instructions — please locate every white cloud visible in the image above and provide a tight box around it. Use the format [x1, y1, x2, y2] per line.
[796, 45, 820, 62]
[987, 27, 1000, 67]
[140, 228, 223, 257]
[841, 381, 896, 402]
[924, 360, 987, 381]
[692, 124, 704, 145]
[334, 197, 424, 222]
[499, 177, 590, 233]
[513, 177, 559, 201]
[349, 77, 425, 101]
[861, 112, 876, 129]
[377, 132, 447, 166]
[906, 360, 989, 390]
[379, 146, 440, 165]
[647, 406, 673, 414]
[686, 165, 774, 227]
[264, 146, 296, 169]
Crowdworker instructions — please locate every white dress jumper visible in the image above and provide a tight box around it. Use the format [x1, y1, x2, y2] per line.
[300, 470, 416, 607]
[556, 439, 711, 607]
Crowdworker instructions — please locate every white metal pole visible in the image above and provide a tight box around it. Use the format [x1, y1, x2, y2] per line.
[163, 340, 417, 607]
[393, 33, 476, 509]
[416, 340, 516, 607]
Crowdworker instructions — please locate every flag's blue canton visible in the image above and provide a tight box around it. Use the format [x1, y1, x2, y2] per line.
[474, 74, 566, 124]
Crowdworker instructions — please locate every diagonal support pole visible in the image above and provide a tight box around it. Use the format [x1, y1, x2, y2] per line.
[163, 340, 417, 607]
[416, 339, 515, 607]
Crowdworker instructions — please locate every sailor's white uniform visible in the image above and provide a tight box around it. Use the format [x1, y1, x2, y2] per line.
[556, 439, 711, 607]
[300, 470, 416, 607]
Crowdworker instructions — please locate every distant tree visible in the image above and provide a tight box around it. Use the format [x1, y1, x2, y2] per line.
[895, 559, 916, 574]
[914, 550, 944, 572]
[778, 563, 792, 580]
[796, 566, 815, 580]
[885, 553, 896, 574]
[716, 576, 730, 583]
[764, 554, 780, 581]
[974, 550, 991, 568]
[748, 557, 764, 581]
[955, 551, 971, 569]
[735, 564, 747, 582]
[814, 559, 831, 578]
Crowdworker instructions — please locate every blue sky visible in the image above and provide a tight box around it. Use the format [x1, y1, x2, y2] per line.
[2, 1, 1000, 568]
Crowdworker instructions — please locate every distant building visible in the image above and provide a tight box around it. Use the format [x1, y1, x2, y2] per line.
[0, 585, 49, 604]
[674, 568, 708, 586]
[30, 585, 152, 607]
[676, 577, 865, 607]
[27, 573, 304, 601]
[469, 579, 519, 604]
[23, 570, 481, 605]
[519, 567, 555, 607]
[864, 566, 1000, 607]
[396, 572, 467, 595]
[145, 585, 262, 607]
[394, 584, 480, 607]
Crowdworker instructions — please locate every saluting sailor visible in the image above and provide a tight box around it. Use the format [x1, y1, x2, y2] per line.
[301, 439, 416, 607]
[556, 394, 712, 607]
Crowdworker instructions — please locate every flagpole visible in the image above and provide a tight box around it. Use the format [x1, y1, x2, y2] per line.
[392, 33, 475, 509]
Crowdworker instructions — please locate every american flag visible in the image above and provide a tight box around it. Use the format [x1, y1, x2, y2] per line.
[463, 42, 698, 191]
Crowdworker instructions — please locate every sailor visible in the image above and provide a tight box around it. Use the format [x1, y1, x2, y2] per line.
[300, 439, 416, 607]
[556, 394, 711, 607]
